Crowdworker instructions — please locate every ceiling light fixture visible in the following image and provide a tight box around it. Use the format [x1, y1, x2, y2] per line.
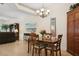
[36, 8, 50, 18]
[36, 4, 50, 18]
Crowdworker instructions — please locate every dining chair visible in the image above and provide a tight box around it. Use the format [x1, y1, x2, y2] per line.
[31, 32, 45, 56]
[45, 34, 63, 56]
[55, 34, 63, 56]
[42, 33, 53, 56]
[28, 32, 38, 53]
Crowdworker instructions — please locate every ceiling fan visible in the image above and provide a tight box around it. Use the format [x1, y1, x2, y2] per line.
[15, 3, 36, 15]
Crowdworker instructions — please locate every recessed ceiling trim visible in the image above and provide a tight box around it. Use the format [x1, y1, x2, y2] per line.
[15, 3, 36, 15]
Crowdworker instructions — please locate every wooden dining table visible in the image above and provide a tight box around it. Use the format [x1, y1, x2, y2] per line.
[37, 38, 58, 56]
[28, 36, 58, 56]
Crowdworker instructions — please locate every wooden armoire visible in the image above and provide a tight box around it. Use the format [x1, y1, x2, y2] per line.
[67, 7, 79, 55]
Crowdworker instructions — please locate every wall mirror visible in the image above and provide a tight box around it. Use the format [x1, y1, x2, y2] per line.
[50, 18, 56, 36]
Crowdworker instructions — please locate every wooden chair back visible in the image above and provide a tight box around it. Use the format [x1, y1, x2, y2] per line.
[58, 34, 63, 44]
[30, 32, 39, 45]
[30, 32, 39, 40]
[58, 35, 63, 40]
[56, 34, 63, 50]
[50, 34, 63, 50]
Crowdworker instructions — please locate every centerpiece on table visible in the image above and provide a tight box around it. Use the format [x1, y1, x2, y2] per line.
[40, 30, 46, 40]
[40, 30, 46, 35]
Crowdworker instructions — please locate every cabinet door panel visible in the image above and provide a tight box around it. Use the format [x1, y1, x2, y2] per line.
[74, 12, 79, 55]
[67, 13, 75, 54]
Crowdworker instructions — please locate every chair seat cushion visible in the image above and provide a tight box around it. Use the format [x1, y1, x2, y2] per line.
[34, 45, 45, 49]
[46, 46, 59, 51]
[34, 43, 47, 48]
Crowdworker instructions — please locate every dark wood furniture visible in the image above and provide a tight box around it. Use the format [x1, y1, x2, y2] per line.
[27, 33, 38, 53]
[28, 32, 62, 56]
[37, 37, 58, 56]
[43, 35, 62, 56]
[15, 23, 19, 40]
[0, 32, 16, 44]
[31, 33, 45, 56]
[67, 7, 79, 55]
[28, 33, 59, 56]
[53, 35, 62, 56]
[27, 32, 44, 56]
[9, 23, 19, 40]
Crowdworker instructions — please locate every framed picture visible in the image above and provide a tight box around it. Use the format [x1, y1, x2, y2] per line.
[50, 17, 56, 36]
[25, 23, 37, 33]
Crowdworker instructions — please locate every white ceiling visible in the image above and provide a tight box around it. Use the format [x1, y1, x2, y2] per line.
[21, 3, 60, 10]
[0, 3, 72, 21]
[0, 3, 72, 13]
[23, 3, 43, 10]
[21, 3, 72, 10]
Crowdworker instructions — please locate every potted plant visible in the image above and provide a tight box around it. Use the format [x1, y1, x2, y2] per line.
[40, 30, 46, 35]
[69, 3, 79, 11]
[1, 24, 9, 32]
[40, 30, 46, 40]
[69, 4, 76, 10]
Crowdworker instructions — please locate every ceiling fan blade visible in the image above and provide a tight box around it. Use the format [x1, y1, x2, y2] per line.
[15, 3, 36, 15]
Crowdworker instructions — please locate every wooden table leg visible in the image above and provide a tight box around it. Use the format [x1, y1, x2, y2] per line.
[45, 48, 47, 56]
[28, 40, 29, 53]
[50, 50, 52, 56]
[38, 49, 41, 56]
[52, 49, 54, 56]
[32, 45, 34, 56]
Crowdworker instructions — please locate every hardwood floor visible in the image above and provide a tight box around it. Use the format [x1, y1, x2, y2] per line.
[0, 40, 72, 56]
